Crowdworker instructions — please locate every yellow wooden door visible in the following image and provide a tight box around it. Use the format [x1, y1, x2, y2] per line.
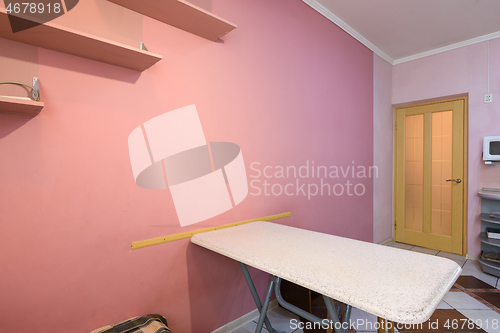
[395, 98, 467, 255]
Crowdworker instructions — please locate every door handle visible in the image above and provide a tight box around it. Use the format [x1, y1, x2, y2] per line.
[446, 179, 462, 183]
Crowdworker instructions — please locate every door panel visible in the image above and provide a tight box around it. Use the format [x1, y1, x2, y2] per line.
[395, 99, 465, 254]
[405, 114, 424, 232]
[431, 111, 453, 237]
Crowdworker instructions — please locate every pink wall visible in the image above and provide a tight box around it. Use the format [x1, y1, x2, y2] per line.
[0, 38, 38, 98]
[393, 40, 500, 257]
[0, 1, 374, 332]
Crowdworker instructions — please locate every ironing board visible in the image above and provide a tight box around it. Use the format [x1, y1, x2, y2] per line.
[191, 222, 461, 333]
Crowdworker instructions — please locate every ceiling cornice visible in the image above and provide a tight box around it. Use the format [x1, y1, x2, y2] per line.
[393, 31, 500, 65]
[303, 0, 500, 66]
[302, 0, 394, 64]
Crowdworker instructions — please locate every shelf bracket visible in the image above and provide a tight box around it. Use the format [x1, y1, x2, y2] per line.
[139, 41, 148, 51]
[32, 77, 40, 101]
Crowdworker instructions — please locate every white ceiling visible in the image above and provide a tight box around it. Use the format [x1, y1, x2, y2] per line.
[304, 0, 500, 64]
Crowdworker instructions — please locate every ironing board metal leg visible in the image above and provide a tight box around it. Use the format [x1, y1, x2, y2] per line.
[274, 277, 324, 324]
[344, 304, 352, 327]
[238, 262, 276, 333]
[323, 295, 347, 333]
[255, 276, 276, 333]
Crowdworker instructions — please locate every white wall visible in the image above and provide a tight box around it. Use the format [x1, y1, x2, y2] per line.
[373, 54, 394, 244]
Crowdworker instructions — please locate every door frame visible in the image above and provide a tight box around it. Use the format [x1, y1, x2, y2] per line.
[393, 97, 468, 256]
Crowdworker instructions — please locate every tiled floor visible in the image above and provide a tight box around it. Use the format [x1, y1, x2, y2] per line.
[229, 242, 500, 333]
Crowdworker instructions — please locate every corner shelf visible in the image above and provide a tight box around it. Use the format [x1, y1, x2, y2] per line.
[107, 0, 236, 41]
[479, 213, 500, 225]
[479, 190, 500, 201]
[478, 189, 500, 278]
[0, 9, 162, 71]
[478, 257, 500, 277]
[479, 232, 500, 247]
[0, 96, 43, 116]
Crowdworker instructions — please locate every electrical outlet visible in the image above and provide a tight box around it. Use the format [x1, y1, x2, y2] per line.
[485, 93, 493, 103]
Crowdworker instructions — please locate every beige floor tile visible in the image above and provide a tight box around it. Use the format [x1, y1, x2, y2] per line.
[387, 242, 414, 250]
[437, 251, 467, 261]
[443, 292, 491, 310]
[230, 320, 269, 333]
[457, 309, 500, 333]
[261, 307, 300, 333]
[410, 246, 440, 255]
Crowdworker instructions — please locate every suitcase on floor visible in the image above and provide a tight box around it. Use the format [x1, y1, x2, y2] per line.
[90, 314, 171, 333]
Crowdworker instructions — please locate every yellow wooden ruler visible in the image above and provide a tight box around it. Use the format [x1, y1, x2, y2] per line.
[131, 212, 291, 250]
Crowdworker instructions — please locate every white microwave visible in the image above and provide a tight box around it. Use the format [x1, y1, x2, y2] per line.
[484, 136, 500, 161]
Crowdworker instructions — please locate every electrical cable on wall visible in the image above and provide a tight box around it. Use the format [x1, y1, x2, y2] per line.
[488, 40, 490, 94]
[484, 40, 493, 104]
[0, 81, 40, 101]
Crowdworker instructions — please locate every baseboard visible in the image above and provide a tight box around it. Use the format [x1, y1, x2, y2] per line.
[212, 300, 279, 333]
[379, 238, 394, 246]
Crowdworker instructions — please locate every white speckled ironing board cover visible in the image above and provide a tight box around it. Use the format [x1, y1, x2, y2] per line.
[191, 222, 461, 324]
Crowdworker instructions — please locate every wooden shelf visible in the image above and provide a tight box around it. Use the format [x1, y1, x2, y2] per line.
[0, 9, 162, 71]
[107, 0, 236, 41]
[0, 96, 43, 116]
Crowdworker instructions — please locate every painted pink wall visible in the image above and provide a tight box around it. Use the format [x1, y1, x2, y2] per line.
[393, 40, 500, 257]
[0, 38, 38, 98]
[53, 0, 143, 48]
[0, 1, 374, 332]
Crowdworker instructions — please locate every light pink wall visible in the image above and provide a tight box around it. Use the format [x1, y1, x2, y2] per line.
[373, 54, 394, 244]
[0, 0, 374, 332]
[393, 40, 500, 257]
[54, 0, 143, 48]
[0, 39, 38, 98]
